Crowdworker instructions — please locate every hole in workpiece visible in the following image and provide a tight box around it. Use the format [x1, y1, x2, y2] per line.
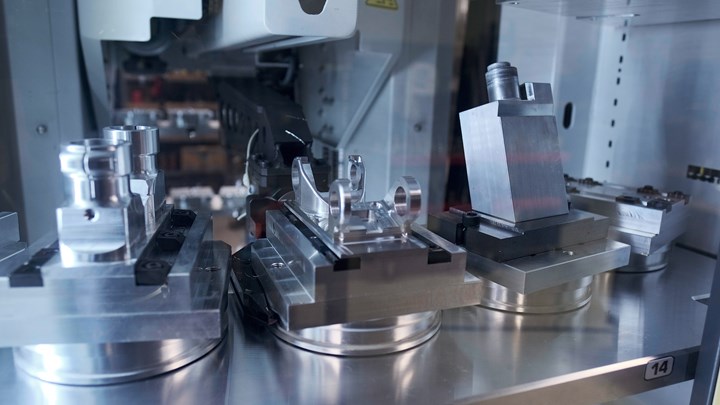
[611, 120, 616, 127]
[562, 102, 574, 129]
[622, 33, 627, 41]
[350, 164, 360, 183]
[619, 55, 624, 64]
[616, 77, 621, 85]
[609, 140, 613, 148]
[613, 99, 618, 106]
[84, 209, 98, 222]
[394, 186, 408, 217]
[606, 161, 611, 168]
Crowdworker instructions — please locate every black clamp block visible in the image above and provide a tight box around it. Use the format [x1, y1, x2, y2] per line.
[462, 211, 482, 228]
[615, 195, 643, 205]
[156, 230, 186, 252]
[9, 245, 57, 288]
[171, 209, 197, 228]
[135, 259, 172, 286]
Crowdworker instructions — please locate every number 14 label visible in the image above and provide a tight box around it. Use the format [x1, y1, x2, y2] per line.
[645, 356, 674, 380]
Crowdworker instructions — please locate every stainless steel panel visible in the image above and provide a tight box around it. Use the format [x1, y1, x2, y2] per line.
[0, 247, 711, 404]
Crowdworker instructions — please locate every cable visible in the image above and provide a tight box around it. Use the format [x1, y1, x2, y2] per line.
[242, 128, 260, 188]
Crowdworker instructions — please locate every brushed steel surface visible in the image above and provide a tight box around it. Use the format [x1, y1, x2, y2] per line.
[467, 238, 631, 294]
[460, 74, 568, 223]
[0, 247, 711, 404]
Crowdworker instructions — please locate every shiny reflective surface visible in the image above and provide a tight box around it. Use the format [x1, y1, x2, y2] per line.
[0, 247, 712, 404]
[478, 275, 593, 313]
[272, 311, 441, 356]
[13, 338, 222, 385]
[617, 244, 673, 273]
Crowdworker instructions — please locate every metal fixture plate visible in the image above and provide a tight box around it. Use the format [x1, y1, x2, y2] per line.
[467, 238, 630, 294]
[0, 247, 710, 404]
[0, 212, 230, 346]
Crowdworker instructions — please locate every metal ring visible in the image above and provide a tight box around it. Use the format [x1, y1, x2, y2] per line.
[385, 176, 422, 225]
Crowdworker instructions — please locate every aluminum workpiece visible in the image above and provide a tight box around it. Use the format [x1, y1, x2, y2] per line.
[566, 177, 690, 273]
[103, 125, 167, 233]
[0, 136, 231, 385]
[234, 155, 485, 355]
[428, 62, 631, 313]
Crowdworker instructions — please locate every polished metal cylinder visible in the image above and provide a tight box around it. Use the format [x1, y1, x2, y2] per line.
[486, 61, 521, 102]
[272, 311, 441, 356]
[59, 139, 132, 207]
[103, 125, 159, 175]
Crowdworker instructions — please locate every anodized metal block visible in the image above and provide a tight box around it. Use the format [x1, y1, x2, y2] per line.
[460, 84, 568, 223]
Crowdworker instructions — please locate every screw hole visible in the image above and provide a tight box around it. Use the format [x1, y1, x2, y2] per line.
[84, 209, 97, 222]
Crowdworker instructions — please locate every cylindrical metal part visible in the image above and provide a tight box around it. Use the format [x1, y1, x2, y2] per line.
[59, 139, 133, 207]
[103, 126, 159, 175]
[486, 61, 521, 102]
